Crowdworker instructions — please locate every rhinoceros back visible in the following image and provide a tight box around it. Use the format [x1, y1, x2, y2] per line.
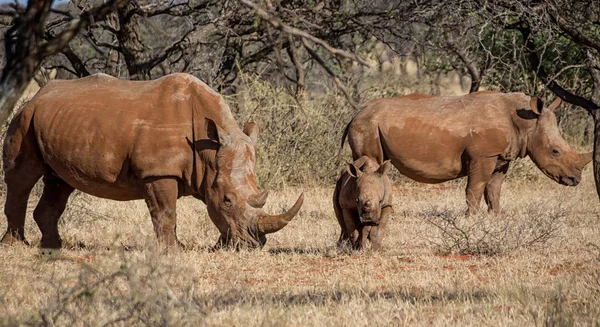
[348, 93, 523, 183]
[18, 73, 223, 200]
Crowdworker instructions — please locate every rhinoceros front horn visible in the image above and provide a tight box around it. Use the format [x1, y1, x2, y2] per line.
[257, 193, 304, 234]
[248, 190, 269, 208]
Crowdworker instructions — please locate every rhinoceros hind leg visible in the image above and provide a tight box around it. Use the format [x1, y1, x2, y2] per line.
[465, 158, 497, 215]
[2, 163, 44, 246]
[143, 178, 180, 247]
[484, 162, 509, 214]
[33, 172, 74, 249]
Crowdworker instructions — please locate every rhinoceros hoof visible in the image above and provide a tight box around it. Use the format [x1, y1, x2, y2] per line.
[0, 232, 29, 246]
[38, 247, 61, 259]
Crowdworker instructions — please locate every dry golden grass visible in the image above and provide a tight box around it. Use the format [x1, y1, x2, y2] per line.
[0, 162, 599, 326]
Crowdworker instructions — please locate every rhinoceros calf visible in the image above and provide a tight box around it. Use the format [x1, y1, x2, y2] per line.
[340, 92, 591, 215]
[333, 156, 393, 250]
[1, 73, 304, 249]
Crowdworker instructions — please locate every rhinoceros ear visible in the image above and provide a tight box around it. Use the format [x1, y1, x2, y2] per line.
[347, 162, 362, 178]
[529, 96, 544, 115]
[377, 160, 392, 176]
[243, 122, 260, 144]
[547, 97, 562, 112]
[206, 118, 232, 146]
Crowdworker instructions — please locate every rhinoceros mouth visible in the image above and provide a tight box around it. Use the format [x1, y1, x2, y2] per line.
[361, 220, 379, 226]
[359, 213, 379, 225]
[559, 175, 580, 186]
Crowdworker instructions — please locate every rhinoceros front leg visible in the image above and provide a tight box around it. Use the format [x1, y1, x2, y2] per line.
[465, 158, 497, 215]
[357, 225, 370, 250]
[369, 205, 393, 251]
[143, 178, 181, 247]
[484, 162, 509, 214]
[338, 208, 360, 248]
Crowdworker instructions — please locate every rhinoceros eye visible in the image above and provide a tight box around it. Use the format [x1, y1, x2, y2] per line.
[551, 149, 561, 157]
[223, 194, 233, 204]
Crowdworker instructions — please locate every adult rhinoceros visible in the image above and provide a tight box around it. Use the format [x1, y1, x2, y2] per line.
[1, 73, 303, 249]
[339, 92, 591, 215]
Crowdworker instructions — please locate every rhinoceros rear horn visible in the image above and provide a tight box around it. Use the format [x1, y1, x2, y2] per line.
[257, 193, 304, 234]
[581, 151, 593, 166]
[248, 190, 269, 208]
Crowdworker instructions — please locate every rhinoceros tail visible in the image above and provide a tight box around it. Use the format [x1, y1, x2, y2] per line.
[377, 125, 390, 162]
[336, 119, 353, 166]
[2, 104, 42, 174]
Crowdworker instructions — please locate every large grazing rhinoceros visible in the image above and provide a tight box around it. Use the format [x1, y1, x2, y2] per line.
[1, 73, 303, 249]
[339, 91, 592, 215]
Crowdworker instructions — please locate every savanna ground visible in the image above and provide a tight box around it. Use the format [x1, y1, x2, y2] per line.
[0, 158, 598, 326]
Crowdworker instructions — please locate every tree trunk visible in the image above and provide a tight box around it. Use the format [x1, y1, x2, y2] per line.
[588, 50, 600, 199]
[117, 6, 152, 80]
[0, 63, 38, 123]
[0, 0, 53, 124]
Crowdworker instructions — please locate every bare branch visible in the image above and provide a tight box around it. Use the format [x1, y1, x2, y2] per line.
[59, 45, 91, 77]
[40, 0, 130, 57]
[286, 34, 305, 96]
[301, 38, 359, 111]
[240, 0, 371, 68]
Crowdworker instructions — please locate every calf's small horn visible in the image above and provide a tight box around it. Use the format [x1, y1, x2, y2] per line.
[257, 193, 304, 234]
[248, 190, 269, 208]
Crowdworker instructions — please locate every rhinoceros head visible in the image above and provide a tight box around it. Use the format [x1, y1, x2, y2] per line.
[347, 159, 392, 225]
[205, 119, 303, 249]
[526, 97, 592, 186]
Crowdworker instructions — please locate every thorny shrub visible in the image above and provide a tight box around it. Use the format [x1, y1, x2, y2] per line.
[227, 73, 356, 188]
[422, 201, 567, 256]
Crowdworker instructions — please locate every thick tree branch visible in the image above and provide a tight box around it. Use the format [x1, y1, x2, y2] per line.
[513, 22, 600, 113]
[446, 38, 481, 93]
[549, 10, 600, 53]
